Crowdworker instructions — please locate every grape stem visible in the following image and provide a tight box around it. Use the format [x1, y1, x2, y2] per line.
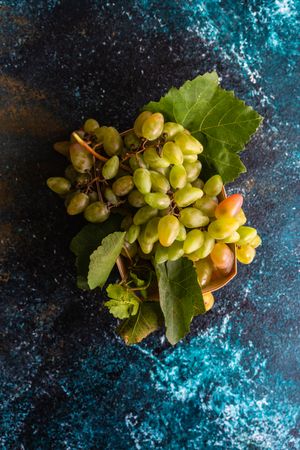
[92, 158, 103, 202]
[72, 132, 108, 162]
[72, 132, 131, 173]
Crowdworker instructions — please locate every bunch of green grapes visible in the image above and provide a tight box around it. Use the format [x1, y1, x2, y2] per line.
[47, 112, 261, 294]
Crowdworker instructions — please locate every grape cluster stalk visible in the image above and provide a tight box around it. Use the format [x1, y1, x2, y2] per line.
[47, 113, 261, 309]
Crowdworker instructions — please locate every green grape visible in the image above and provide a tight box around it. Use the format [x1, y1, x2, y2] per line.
[121, 241, 138, 258]
[174, 132, 203, 155]
[163, 122, 184, 140]
[47, 177, 71, 195]
[53, 141, 70, 158]
[237, 226, 257, 245]
[176, 223, 187, 241]
[158, 215, 180, 247]
[64, 191, 77, 207]
[155, 244, 169, 264]
[194, 195, 218, 217]
[208, 217, 240, 239]
[203, 175, 223, 196]
[219, 231, 240, 243]
[75, 173, 90, 186]
[112, 175, 134, 196]
[210, 243, 234, 272]
[94, 126, 108, 143]
[143, 147, 169, 169]
[102, 155, 119, 180]
[104, 187, 119, 205]
[183, 229, 204, 254]
[169, 165, 187, 189]
[67, 192, 89, 215]
[124, 131, 141, 150]
[138, 234, 154, 254]
[70, 143, 93, 173]
[88, 191, 98, 203]
[141, 112, 164, 140]
[235, 209, 247, 226]
[144, 193, 170, 210]
[144, 217, 160, 244]
[84, 118, 99, 134]
[133, 168, 152, 194]
[128, 189, 146, 208]
[129, 155, 148, 171]
[191, 232, 215, 260]
[136, 154, 148, 169]
[168, 241, 184, 261]
[161, 142, 183, 165]
[174, 186, 203, 207]
[64, 165, 79, 183]
[129, 156, 140, 171]
[133, 205, 158, 225]
[121, 215, 133, 230]
[203, 292, 214, 312]
[250, 234, 262, 248]
[126, 224, 140, 244]
[192, 178, 204, 189]
[159, 208, 170, 217]
[103, 127, 123, 156]
[195, 258, 214, 287]
[183, 160, 202, 182]
[133, 111, 152, 137]
[179, 208, 209, 228]
[237, 244, 256, 264]
[150, 171, 170, 193]
[155, 166, 170, 177]
[84, 201, 110, 223]
[183, 154, 198, 163]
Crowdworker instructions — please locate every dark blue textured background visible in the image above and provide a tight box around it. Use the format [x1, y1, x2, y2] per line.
[1, 1, 299, 448]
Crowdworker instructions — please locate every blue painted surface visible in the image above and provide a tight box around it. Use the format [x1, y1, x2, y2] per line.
[0, 1, 299, 448]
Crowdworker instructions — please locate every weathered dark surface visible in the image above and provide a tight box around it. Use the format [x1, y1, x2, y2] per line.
[0, 1, 299, 448]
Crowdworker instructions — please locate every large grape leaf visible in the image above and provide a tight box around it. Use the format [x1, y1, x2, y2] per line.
[88, 232, 125, 289]
[144, 72, 262, 183]
[70, 215, 122, 289]
[155, 259, 204, 345]
[118, 302, 163, 345]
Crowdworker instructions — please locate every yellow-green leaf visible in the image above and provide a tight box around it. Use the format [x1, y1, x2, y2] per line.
[88, 232, 126, 289]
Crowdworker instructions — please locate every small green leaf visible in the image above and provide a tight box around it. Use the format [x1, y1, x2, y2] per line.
[105, 284, 140, 319]
[118, 302, 163, 345]
[129, 272, 145, 288]
[155, 258, 203, 345]
[70, 216, 121, 289]
[144, 72, 262, 183]
[88, 231, 126, 289]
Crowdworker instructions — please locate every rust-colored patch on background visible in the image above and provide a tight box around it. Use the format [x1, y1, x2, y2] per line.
[0, 180, 13, 210]
[0, 75, 64, 137]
